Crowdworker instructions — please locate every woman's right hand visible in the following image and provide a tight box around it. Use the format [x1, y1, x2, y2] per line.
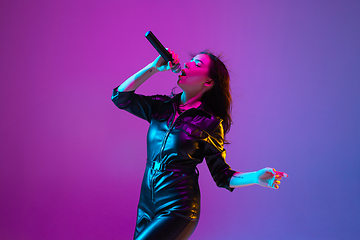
[151, 48, 180, 72]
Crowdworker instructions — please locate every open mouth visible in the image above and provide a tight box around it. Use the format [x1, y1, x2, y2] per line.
[180, 69, 186, 76]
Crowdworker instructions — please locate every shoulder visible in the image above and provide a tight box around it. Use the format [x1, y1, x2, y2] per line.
[149, 94, 172, 102]
[121, 90, 172, 103]
[185, 109, 223, 135]
[195, 102, 224, 134]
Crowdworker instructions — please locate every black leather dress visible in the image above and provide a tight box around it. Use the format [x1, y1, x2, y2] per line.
[111, 88, 236, 240]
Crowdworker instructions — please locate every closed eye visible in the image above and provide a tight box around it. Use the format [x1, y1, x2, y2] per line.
[194, 60, 202, 67]
[190, 58, 203, 67]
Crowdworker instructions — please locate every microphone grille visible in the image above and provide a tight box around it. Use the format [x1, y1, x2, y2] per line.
[171, 63, 181, 73]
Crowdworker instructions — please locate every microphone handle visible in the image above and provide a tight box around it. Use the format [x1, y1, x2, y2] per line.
[145, 31, 172, 63]
[145, 31, 181, 73]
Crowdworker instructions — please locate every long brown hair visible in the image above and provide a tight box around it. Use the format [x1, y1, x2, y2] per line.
[192, 51, 233, 141]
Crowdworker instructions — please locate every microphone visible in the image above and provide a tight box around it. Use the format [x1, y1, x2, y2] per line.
[145, 31, 181, 73]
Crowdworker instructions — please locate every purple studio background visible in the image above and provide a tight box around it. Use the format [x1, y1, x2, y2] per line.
[1, 0, 359, 239]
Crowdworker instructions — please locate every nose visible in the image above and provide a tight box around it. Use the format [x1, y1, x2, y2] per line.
[184, 63, 189, 69]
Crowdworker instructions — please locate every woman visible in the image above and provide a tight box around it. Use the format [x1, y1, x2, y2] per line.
[112, 49, 288, 240]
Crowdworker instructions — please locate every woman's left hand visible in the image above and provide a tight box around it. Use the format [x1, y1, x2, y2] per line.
[256, 167, 288, 189]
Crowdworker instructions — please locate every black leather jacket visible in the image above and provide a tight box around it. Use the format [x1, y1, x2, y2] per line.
[111, 88, 236, 191]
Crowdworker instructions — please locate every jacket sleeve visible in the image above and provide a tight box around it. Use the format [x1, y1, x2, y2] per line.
[204, 121, 236, 192]
[111, 87, 168, 123]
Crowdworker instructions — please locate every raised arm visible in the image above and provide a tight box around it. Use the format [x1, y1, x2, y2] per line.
[117, 49, 179, 92]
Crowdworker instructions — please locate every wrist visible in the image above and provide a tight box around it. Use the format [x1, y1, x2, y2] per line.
[230, 171, 257, 188]
[146, 63, 159, 73]
[248, 171, 258, 185]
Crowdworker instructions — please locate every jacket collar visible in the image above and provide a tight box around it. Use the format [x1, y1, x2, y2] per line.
[165, 92, 213, 119]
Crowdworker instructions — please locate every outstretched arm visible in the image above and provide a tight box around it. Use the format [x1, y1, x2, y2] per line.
[117, 49, 179, 92]
[229, 167, 288, 189]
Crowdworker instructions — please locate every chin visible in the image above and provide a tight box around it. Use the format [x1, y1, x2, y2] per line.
[177, 82, 184, 91]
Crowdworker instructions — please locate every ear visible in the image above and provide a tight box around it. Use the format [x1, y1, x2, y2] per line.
[204, 78, 214, 87]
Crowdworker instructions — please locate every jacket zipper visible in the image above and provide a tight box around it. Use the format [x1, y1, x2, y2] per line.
[150, 169, 157, 202]
[159, 110, 187, 161]
[152, 109, 191, 202]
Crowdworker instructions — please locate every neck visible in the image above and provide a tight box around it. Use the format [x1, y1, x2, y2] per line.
[180, 91, 202, 109]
